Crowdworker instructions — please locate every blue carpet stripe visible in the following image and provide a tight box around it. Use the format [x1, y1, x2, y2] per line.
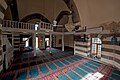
[74, 56, 83, 60]
[16, 71, 27, 80]
[66, 70, 82, 80]
[60, 60, 69, 65]
[74, 68, 88, 77]
[79, 65, 94, 73]
[39, 64, 49, 74]
[71, 57, 79, 61]
[30, 68, 39, 78]
[48, 63, 57, 70]
[84, 63, 98, 70]
[88, 61, 101, 66]
[90, 60, 101, 64]
[58, 74, 70, 80]
[54, 61, 64, 67]
[110, 73, 120, 80]
[66, 58, 74, 62]
[112, 69, 120, 75]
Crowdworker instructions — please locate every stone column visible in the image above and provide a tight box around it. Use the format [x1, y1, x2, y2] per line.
[49, 33, 52, 53]
[74, 41, 75, 55]
[62, 34, 64, 51]
[32, 33, 36, 56]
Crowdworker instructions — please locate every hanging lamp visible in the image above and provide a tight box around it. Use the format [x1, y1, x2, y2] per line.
[65, 0, 75, 32]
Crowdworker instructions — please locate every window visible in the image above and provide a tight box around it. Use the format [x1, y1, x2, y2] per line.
[45, 38, 49, 46]
[91, 38, 102, 58]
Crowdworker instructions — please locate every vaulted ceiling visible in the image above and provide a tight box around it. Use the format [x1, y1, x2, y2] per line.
[4, 0, 120, 28]
[4, 0, 79, 23]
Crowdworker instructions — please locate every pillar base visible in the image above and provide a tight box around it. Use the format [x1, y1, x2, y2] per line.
[33, 49, 36, 56]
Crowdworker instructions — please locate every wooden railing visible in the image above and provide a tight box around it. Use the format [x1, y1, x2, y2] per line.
[39, 22, 53, 31]
[2, 20, 53, 32]
[3, 20, 35, 30]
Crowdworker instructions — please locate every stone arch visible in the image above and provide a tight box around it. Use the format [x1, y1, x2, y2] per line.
[56, 11, 70, 23]
[20, 13, 50, 23]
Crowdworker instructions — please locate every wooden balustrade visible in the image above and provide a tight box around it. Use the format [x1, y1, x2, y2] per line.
[39, 22, 53, 31]
[2, 20, 53, 32]
[3, 20, 35, 30]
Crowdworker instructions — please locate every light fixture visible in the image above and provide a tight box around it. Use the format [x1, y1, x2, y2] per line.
[65, 0, 75, 32]
[65, 14, 75, 32]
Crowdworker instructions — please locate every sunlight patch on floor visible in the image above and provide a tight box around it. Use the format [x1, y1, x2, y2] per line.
[84, 72, 104, 80]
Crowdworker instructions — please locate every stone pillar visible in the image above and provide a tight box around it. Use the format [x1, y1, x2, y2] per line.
[49, 33, 52, 53]
[38, 34, 41, 49]
[74, 41, 75, 55]
[32, 33, 36, 56]
[62, 34, 64, 51]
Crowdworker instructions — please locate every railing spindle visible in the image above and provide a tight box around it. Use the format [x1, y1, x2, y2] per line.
[13, 21, 15, 28]
[30, 24, 31, 29]
[7, 21, 10, 27]
[19, 22, 21, 29]
[22, 23, 24, 29]
[30, 24, 32, 30]
[10, 21, 12, 28]
[14, 21, 15, 28]
[6, 20, 8, 27]
[41, 22, 42, 29]
[28, 24, 29, 29]
[26, 23, 28, 29]
[7, 20, 8, 27]
[3, 20, 5, 27]
[45, 24, 47, 29]
[23, 23, 26, 29]
[18, 22, 20, 29]
[12, 21, 13, 28]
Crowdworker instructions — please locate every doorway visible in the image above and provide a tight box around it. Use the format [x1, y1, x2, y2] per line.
[23, 38, 29, 47]
[91, 38, 102, 58]
[45, 38, 49, 48]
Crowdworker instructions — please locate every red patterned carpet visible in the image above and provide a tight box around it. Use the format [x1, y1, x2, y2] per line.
[0, 48, 120, 80]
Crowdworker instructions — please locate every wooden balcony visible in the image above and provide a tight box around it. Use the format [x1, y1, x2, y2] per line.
[2, 20, 53, 33]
